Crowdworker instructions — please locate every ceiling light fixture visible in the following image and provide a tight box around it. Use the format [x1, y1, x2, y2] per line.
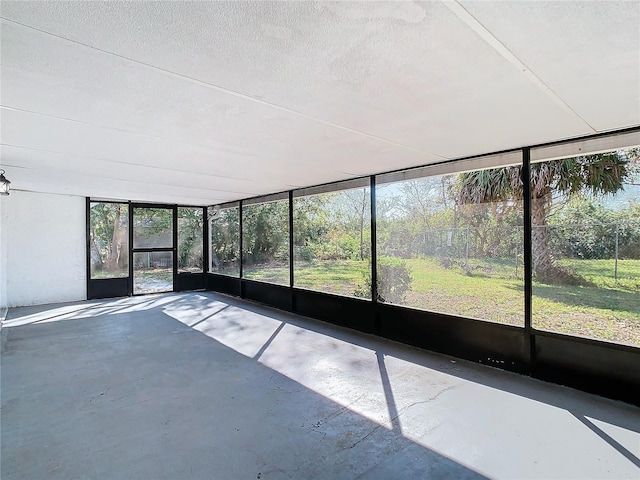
[0, 169, 11, 195]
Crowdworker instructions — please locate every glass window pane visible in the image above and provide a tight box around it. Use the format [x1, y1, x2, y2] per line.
[209, 206, 240, 277]
[532, 148, 640, 346]
[178, 207, 203, 273]
[242, 199, 289, 285]
[89, 202, 129, 279]
[376, 168, 524, 326]
[294, 187, 371, 298]
[133, 252, 173, 294]
[133, 208, 173, 248]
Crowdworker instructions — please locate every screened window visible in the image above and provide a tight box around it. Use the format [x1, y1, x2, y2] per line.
[376, 155, 524, 325]
[209, 205, 240, 277]
[133, 208, 173, 249]
[89, 202, 129, 279]
[133, 252, 173, 294]
[293, 182, 371, 298]
[178, 207, 203, 273]
[242, 198, 289, 285]
[530, 148, 640, 346]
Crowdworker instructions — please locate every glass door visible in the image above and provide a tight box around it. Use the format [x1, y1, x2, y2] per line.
[132, 205, 176, 295]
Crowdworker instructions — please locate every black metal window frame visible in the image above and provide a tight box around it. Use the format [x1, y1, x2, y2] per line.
[84, 127, 639, 404]
[240, 193, 290, 289]
[86, 201, 207, 298]
[206, 126, 640, 405]
[129, 203, 177, 296]
[289, 177, 372, 300]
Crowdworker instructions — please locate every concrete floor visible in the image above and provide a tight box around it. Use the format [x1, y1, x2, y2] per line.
[2, 293, 639, 480]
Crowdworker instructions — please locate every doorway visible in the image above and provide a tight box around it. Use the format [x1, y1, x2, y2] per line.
[132, 206, 175, 295]
[87, 201, 206, 299]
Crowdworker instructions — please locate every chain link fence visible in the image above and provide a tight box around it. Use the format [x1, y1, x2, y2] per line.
[382, 221, 640, 281]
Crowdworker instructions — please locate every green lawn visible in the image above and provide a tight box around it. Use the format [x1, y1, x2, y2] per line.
[295, 260, 370, 297]
[91, 270, 128, 279]
[242, 265, 290, 286]
[407, 257, 638, 345]
[243, 260, 370, 296]
[557, 258, 640, 291]
[532, 259, 639, 346]
[246, 256, 639, 346]
[100, 257, 640, 346]
[404, 257, 525, 326]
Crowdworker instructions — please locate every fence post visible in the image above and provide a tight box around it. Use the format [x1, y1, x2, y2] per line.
[615, 223, 619, 282]
[465, 225, 470, 266]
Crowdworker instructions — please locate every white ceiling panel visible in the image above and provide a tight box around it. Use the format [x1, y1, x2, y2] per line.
[1, 1, 594, 151]
[1, 1, 638, 205]
[1, 145, 261, 198]
[8, 171, 229, 206]
[458, 1, 640, 132]
[0, 108, 335, 199]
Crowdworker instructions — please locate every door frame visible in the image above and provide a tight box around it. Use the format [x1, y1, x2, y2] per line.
[130, 203, 177, 296]
[87, 200, 207, 300]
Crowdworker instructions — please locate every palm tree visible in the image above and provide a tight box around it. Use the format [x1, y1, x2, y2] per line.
[456, 152, 631, 280]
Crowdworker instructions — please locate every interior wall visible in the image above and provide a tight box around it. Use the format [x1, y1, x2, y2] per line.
[0, 190, 86, 308]
[0, 194, 7, 312]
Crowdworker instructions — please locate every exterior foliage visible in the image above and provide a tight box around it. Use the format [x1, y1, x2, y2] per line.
[456, 152, 634, 280]
[178, 208, 204, 271]
[209, 207, 240, 273]
[89, 203, 128, 275]
[549, 198, 640, 260]
[354, 257, 412, 304]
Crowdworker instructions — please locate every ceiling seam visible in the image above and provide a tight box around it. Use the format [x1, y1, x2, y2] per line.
[442, 1, 599, 134]
[1, 106, 336, 183]
[2, 162, 256, 196]
[2, 106, 401, 185]
[10, 183, 223, 205]
[0, 17, 448, 160]
[0, 141, 262, 183]
[0, 105, 277, 164]
[0, 135, 336, 185]
[0, 143, 302, 189]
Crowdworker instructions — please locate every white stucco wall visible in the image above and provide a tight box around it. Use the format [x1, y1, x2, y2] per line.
[0, 194, 7, 312]
[0, 190, 86, 308]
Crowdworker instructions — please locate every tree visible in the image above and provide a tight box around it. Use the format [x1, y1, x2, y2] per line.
[293, 195, 331, 261]
[456, 151, 633, 279]
[549, 197, 640, 260]
[209, 207, 240, 271]
[242, 201, 289, 264]
[178, 208, 203, 271]
[90, 203, 128, 274]
[339, 188, 370, 260]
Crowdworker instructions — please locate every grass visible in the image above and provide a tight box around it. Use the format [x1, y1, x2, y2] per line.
[132, 267, 173, 294]
[243, 260, 369, 296]
[242, 265, 290, 286]
[557, 258, 640, 291]
[531, 258, 639, 345]
[404, 257, 525, 326]
[412, 256, 638, 345]
[295, 260, 370, 297]
[97, 257, 640, 346]
[246, 256, 639, 346]
[91, 270, 128, 279]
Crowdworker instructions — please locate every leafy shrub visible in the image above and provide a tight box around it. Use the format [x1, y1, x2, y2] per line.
[354, 257, 411, 304]
[549, 199, 640, 260]
[297, 244, 316, 262]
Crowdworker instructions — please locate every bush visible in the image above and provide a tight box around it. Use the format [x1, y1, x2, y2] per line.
[549, 199, 640, 260]
[297, 244, 316, 262]
[354, 257, 412, 304]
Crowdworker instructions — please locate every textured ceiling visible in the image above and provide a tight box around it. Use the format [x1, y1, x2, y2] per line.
[1, 1, 639, 205]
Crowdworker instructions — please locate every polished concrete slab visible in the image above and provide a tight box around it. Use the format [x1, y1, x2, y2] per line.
[2, 292, 639, 479]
